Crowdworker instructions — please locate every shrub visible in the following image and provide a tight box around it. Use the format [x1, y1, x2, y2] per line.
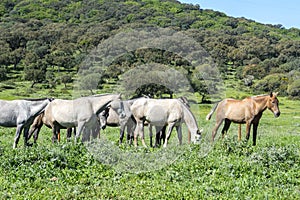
[253, 73, 288, 94]
[0, 67, 7, 81]
[287, 79, 300, 98]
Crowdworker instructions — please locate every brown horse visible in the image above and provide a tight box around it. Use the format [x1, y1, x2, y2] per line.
[206, 92, 280, 145]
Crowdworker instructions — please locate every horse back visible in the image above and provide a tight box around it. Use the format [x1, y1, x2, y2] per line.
[219, 98, 255, 123]
[45, 99, 89, 127]
[0, 100, 23, 127]
[131, 98, 182, 125]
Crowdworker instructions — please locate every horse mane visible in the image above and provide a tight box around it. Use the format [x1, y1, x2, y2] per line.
[91, 93, 113, 97]
[251, 94, 269, 98]
[249, 94, 271, 104]
[178, 96, 190, 108]
[23, 97, 50, 101]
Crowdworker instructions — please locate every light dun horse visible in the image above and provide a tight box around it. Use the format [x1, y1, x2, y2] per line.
[206, 92, 280, 145]
[0, 98, 52, 148]
[101, 98, 167, 147]
[131, 98, 201, 148]
[27, 112, 78, 143]
[44, 94, 120, 142]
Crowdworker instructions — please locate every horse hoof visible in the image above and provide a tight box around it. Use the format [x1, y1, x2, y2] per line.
[26, 143, 33, 147]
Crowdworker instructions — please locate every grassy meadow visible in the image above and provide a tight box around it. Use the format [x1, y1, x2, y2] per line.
[0, 85, 299, 199]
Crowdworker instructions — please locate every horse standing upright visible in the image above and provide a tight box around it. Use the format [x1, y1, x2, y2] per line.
[0, 98, 52, 148]
[206, 92, 280, 145]
[27, 112, 76, 143]
[131, 98, 201, 148]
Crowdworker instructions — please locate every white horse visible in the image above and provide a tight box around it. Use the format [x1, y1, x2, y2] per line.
[44, 94, 120, 142]
[0, 98, 52, 148]
[131, 98, 201, 148]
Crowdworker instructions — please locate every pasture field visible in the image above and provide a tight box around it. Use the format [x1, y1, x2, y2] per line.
[0, 97, 299, 199]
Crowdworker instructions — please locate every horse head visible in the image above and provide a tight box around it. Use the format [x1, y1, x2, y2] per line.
[267, 92, 280, 118]
[98, 108, 109, 130]
[195, 128, 202, 141]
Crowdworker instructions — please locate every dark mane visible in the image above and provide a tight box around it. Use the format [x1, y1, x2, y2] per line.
[23, 98, 50, 101]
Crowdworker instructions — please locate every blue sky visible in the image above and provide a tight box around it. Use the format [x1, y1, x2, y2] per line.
[179, 0, 300, 29]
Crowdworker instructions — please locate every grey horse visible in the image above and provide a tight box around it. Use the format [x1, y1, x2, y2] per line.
[0, 98, 53, 148]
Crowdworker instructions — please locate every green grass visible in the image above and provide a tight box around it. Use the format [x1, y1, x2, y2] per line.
[0, 95, 299, 199]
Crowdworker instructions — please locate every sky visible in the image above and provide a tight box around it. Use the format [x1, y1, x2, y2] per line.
[179, 0, 300, 29]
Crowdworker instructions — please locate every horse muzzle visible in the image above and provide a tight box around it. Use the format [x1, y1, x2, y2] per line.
[195, 129, 203, 141]
[274, 111, 281, 118]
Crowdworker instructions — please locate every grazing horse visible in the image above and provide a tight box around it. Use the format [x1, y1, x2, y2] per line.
[99, 99, 136, 145]
[131, 98, 201, 148]
[44, 94, 121, 142]
[206, 92, 280, 146]
[99, 98, 172, 147]
[0, 98, 52, 148]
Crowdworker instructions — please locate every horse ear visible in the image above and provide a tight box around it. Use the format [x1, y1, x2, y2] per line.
[274, 92, 279, 96]
[270, 92, 273, 97]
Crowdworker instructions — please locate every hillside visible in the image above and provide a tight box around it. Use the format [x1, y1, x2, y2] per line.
[0, 0, 299, 100]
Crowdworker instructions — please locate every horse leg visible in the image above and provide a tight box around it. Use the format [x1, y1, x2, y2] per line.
[27, 126, 36, 141]
[238, 124, 242, 141]
[23, 126, 30, 147]
[176, 125, 182, 145]
[82, 127, 90, 142]
[119, 125, 125, 145]
[73, 127, 77, 137]
[161, 126, 166, 145]
[57, 129, 61, 142]
[67, 128, 72, 141]
[149, 124, 153, 147]
[127, 119, 136, 145]
[154, 126, 161, 147]
[221, 119, 231, 139]
[252, 123, 259, 146]
[52, 125, 60, 143]
[245, 122, 252, 141]
[13, 125, 23, 148]
[134, 121, 143, 147]
[163, 123, 175, 148]
[140, 126, 147, 148]
[212, 119, 224, 142]
[75, 121, 85, 143]
[126, 125, 133, 145]
[33, 127, 42, 143]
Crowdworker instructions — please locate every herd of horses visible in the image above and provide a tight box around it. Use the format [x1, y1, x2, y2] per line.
[0, 92, 280, 149]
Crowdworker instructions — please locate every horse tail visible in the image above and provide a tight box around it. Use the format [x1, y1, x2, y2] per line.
[206, 102, 219, 120]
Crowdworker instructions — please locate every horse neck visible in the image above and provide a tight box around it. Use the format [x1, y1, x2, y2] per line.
[252, 95, 268, 114]
[181, 103, 198, 133]
[29, 100, 50, 117]
[88, 94, 119, 113]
